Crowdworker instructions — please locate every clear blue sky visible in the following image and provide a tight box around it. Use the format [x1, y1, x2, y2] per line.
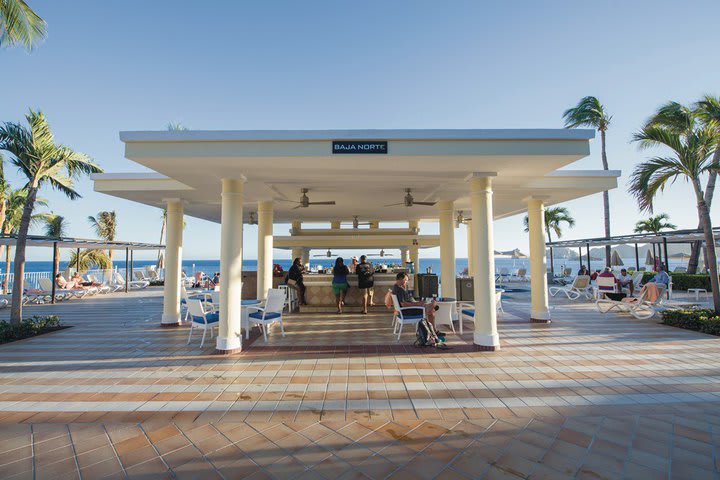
[1, 0, 719, 261]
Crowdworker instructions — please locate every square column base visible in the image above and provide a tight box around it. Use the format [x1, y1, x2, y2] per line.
[161, 314, 181, 327]
[215, 335, 241, 354]
[530, 310, 552, 323]
[530, 318, 552, 324]
[473, 332, 500, 350]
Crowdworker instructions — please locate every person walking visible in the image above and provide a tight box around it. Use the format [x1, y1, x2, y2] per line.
[332, 257, 350, 314]
[356, 255, 375, 314]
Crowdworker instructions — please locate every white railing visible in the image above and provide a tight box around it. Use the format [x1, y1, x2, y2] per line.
[0, 265, 165, 292]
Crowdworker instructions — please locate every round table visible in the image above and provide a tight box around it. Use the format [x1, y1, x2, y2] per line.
[434, 298, 458, 334]
[241, 299, 262, 339]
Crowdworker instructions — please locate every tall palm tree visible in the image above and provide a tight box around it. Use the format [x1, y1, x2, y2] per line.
[0, 0, 46, 50]
[68, 249, 111, 271]
[523, 206, 575, 275]
[0, 110, 102, 325]
[630, 125, 720, 312]
[43, 214, 67, 276]
[1, 188, 46, 293]
[563, 96, 613, 266]
[88, 211, 116, 264]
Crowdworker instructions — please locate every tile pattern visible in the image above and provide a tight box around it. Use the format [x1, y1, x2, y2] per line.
[0, 288, 719, 478]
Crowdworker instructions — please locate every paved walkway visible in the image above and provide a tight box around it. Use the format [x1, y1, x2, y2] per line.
[0, 289, 719, 479]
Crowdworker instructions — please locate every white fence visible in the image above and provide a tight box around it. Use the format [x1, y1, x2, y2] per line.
[0, 265, 165, 291]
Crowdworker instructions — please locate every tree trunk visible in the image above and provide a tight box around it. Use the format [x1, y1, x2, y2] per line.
[693, 179, 720, 313]
[688, 153, 719, 274]
[10, 185, 38, 325]
[600, 129, 611, 267]
[53, 244, 60, 278]
[3, 244, 10, 295]
[156, 217, 166, 269]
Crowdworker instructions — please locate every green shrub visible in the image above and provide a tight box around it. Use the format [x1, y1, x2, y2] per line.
[661, 309, 720, 336]
[641, 272, 711, 291]
[0, 315, 62, 343]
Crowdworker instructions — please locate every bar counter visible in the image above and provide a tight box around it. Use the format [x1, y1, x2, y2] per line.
[301, 272, 413, 310]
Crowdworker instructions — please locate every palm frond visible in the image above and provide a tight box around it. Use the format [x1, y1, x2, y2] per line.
[629, 157, 685, 212]
[562, 96, 611, 131]
[0, 0, 47, 51]
[644, 101, 695, 133]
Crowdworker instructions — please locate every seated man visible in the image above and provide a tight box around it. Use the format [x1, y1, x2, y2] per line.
[391, 272, 436, 326]
[617, 268, 634, 296]
[590, 270, 601, 281]
[578, 265, 589, 276]
[649, 265, 670, 286]
[597, 267, 617, 291]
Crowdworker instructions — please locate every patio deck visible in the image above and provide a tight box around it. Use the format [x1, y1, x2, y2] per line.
[0, 288, 719, 479]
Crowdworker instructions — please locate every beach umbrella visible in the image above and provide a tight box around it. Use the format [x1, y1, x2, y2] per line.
[610, 250, 623, 266]
[510, 248, 528, 259]
[645, 250, 654, 265]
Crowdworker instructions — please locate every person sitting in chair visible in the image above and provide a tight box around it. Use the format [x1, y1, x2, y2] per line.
[650, 265, 670, 286]
[578, 265, 589, 276]
[286, 258, 307, 306]
[617, 268, 634, 296]
[391, 272, 437, 327]
[55, 273, 69, 289]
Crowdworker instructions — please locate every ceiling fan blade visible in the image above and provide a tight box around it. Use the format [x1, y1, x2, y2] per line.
[292, 205, 304, 210]
[413, 201, 436, 206]
[308, 201, 336, 205]
[383, 202, 403, 207]
[275, 198, 299, 204]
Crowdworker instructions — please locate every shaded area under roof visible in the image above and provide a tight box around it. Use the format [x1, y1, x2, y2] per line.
[0, 234, 164, 251]
[546, 228, 719, 248]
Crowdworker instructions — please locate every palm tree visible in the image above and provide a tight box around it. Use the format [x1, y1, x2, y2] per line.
[634, 213, 677, 235]
[523, 206, 575, 275]
[0, 110, 102, 325]
[88, 211, 116, 264]
[630, 125, 720, 312]
[0, 0, 46, 50]
[563, 96, 613, 266]
[43, 214, 67, 276]
[1, 188, 46, 293]
[634, 213, 677, 267]
[68, 249, 111, 271]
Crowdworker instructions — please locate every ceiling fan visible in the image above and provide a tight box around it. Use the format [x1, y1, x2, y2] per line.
[455, 210, 471, 227]
[313, 249, 333, 258]
[281, 188, 336, 209]
[366, 249, 387, 258]
[384, 188, 436, 207]
[342, 216, 372, 229]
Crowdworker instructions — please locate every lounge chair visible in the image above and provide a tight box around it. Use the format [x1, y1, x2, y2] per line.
[134, 271, 153, 283]
[496, 268, 511, 284]
[516, 268, 529, 282]
[113, 272, 149, 289]
[549, 275, 592, 300]
[38, 278, 86, 301]
[596, 283, 667, 319]
[86, 274, 111, 294]
[621, 272, 644, 296]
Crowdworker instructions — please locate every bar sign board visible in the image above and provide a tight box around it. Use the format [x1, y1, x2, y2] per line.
[332, 140, 388, 154]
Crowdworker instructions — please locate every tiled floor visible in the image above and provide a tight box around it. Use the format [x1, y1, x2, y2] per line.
[0, 288, 719, 479]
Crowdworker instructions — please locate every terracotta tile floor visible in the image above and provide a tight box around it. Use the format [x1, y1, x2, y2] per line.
[0, 288, 719, 479]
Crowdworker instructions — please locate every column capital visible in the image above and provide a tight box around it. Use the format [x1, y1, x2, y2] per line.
[464, 172, 497, 182]
[221, 177, 247, 195]
[436, 200, 455, 213]
[161, 198, 187, 206]
[258, 200, 274, 212]
[523, 195, 551, 204]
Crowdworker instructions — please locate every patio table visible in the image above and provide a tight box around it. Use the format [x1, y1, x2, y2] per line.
[241, 299, 262, 339]
[435, 298, 459, 334]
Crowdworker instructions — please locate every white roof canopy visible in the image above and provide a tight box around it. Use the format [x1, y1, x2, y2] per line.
[93, 129, 619, 223]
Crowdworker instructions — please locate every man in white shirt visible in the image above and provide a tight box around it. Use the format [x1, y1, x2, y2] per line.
[617, 268, 634, 296]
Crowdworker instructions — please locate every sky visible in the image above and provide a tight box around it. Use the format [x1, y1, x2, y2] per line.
[1, 0, 719, 262]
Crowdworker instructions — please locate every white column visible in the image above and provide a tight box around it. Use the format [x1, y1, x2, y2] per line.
[409, 221, 420, 272]
[291, 248, 303, 263]
[257, 201, 274, 300]
[469, 174, 500, 350]
[161, 199, 184, 326]
[400, 248, 408, 266]
[527, 198, 551, 322]
[438, 200, 457, 298]
[301, 248, 310, 266]
[216, 178, 245, 353]
[290, 221, 302, 265]
[466, 220, 474, 277]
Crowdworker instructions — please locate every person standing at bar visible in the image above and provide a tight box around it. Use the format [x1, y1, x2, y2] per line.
[332, 257, 350, 314]
[356, 255, 375, 314]
[287, 258, 307, 306]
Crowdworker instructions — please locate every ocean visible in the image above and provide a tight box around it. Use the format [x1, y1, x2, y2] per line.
[12, 255, 687, 279]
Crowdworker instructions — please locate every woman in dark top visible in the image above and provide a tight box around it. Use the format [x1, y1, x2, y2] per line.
[332, 257, 350, 314]
[287, 258, 307, 306]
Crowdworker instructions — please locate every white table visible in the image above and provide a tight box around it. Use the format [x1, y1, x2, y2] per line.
[687, 288, 708, 302]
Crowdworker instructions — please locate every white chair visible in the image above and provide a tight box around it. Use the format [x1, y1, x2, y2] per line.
[434, 302, 455, 334]
[496, 268, 511, 284]
[496, 290, 504, 315]
[247, 289, 286, 342]
[596, 284, 667, 319]
[114, 272, 149, 289]
[622, 272, 644, 296]
[86, 274, 111, 294]
[516, 268, 529, 282]
[390, 294, 424, 341]
[457, 291, 503, 334]
[186, 299, 219, 348]
[549, 275, 592, 300]
[594, 276, 618, 299]
[38, 278, 80, 301]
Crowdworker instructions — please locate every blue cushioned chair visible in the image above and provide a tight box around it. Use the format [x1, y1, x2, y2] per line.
[186, 299, 219, 348]
[247, 289, 286, 342]
[391, 294, 424, 341]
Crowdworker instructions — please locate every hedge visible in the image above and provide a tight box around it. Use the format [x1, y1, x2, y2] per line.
[0, 315, 64, 344]
[661, 309, 720, 336]
[640, 272, 710, 291]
